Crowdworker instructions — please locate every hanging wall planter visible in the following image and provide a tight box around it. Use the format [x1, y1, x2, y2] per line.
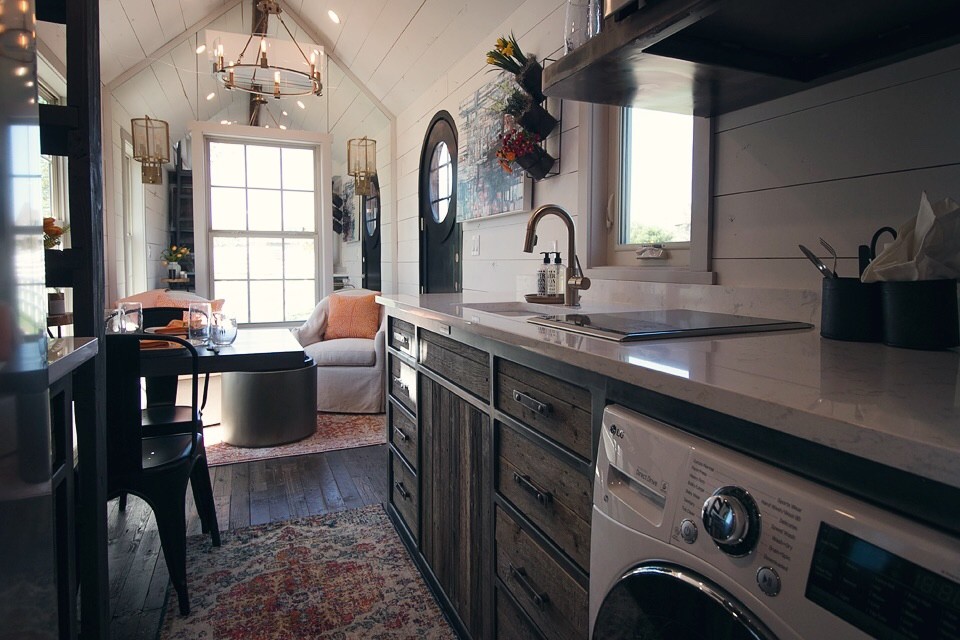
[515, 60, 546, 103]
[517, 100, 558, 139]
[516, 146, 556, 181]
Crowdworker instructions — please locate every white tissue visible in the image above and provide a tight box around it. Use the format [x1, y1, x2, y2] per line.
[861, 191, 960, 282]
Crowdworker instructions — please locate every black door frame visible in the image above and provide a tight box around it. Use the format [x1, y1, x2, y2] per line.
[418, 110, 461, 293]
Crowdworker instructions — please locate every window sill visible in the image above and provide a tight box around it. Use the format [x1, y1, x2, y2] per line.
[584, 265, 717, 285]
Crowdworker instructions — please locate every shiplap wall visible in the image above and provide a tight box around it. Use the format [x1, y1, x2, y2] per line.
[393, 1, 960, 302]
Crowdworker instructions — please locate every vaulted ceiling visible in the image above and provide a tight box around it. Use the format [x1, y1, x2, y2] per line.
[36, 0, 521, 163]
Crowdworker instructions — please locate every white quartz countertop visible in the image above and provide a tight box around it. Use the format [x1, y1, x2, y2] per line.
[377, 292, 960, 491]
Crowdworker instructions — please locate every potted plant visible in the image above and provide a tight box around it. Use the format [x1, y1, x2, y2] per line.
[485, 33, 546, 103]
[496, 128, 556, 181]
[504, 89, 558, 140]
[43, 217, 69, 249]
[161, 244, 190, 278]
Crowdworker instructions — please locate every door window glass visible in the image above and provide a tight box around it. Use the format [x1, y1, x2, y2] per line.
[430, 142, 452, 222]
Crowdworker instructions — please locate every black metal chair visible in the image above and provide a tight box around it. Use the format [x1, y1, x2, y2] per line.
[105, 332, 220, 615]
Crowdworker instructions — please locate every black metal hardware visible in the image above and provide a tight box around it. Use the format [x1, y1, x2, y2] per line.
[394, 427, 409, 442]
[509, 563, 549, 609]
[394, 481, 410, 500]
[513, 390, 550, 414]
[393, 332, 410, 349]
[513, 472, 553, 507]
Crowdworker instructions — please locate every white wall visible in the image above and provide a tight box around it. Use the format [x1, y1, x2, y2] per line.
[391, 0, 960, 304]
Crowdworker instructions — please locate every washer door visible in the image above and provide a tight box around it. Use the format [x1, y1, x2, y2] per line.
[593, 564, 776, 640]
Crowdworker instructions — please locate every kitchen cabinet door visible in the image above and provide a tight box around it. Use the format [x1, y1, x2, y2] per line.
[420, 374, 493, 639]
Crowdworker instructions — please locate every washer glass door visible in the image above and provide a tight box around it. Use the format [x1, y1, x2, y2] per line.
[594, 564, 775, 640]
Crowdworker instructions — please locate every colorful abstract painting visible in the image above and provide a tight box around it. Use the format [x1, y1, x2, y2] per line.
[456, 74, 531, 221]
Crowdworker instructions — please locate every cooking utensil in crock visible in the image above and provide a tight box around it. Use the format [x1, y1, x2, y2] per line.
[799, 244, 837, 278]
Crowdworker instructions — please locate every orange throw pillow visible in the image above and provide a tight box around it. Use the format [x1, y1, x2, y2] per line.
[325, 292, 381, 340]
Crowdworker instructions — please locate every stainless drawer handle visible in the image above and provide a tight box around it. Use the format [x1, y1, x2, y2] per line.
[393, 376, 408, 393]
[513, 472, 553, 507]
[393, 332, 410, 349]
[394, 481, 411, 500]
[394, 426, 409, 442]
[509, 563, 549, 610]
[513, 390, 550, 415]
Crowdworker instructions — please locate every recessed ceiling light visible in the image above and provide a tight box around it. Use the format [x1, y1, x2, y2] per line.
[281, 110, 288, 116]
[14, 66, 27, 77]
[296, 100, 305, 109]
[328, 10, 340, 24]
[206, 92, 215, 101]
[265, 124, 270, 128]
[196, 44, 206, 54]
[279, 125, 287, 130]
[25, 80, 33, 87]
[220, 120, 229, 125]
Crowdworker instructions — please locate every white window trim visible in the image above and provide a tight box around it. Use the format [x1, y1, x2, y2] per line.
[189, 122, 334, 314]
[578, 103, 716, 285]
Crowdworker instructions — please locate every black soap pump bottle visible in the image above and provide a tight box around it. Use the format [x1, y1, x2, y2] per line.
[547, 252, 564, 296]
[537, 252, 551, 296]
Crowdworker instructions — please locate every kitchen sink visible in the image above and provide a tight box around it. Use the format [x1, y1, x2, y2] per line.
[460, 301, 561, 318]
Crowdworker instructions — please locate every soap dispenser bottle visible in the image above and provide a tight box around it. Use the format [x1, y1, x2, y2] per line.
[547, 252, 564, 296]
[537, 252, 551, 296]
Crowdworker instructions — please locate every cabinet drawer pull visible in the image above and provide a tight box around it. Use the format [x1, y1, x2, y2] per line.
[394, 481, 411, 500]
[509, 563, 549, 610]
[513, 390, 550, 415]
[393, 376, 409, 393]
[394, 426, 409, 442]
[393, 332, 410, 349]
[513, 472, 553, 507]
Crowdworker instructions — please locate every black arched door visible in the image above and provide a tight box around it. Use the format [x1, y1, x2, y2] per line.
[361, 174, 381, 290]
[419, 111, 460, 293]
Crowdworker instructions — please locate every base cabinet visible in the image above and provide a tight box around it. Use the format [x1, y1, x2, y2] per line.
[420, 374, 493, 639]
[385, 315, 594, 639]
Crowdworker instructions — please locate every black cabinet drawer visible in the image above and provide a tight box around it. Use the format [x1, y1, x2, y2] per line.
[497, 423, 592, 571]
[389, 399, 417, 471]
[391, 450, 418, 542]
[389, 354, 416, 414]
[419, 329, 489, 401]
[496, 359, 591, 460]
[496, 506, 587, 640]
[389, 317, 416, 358]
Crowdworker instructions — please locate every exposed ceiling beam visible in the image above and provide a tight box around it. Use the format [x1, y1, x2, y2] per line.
[105, 0, 242, 92]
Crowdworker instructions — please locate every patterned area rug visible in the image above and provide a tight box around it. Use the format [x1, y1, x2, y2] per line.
[204, 413, 386, 467]
[159, 505, 455, 639]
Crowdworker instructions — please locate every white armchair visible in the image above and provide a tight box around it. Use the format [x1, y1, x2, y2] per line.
[291, 289, 385, 413]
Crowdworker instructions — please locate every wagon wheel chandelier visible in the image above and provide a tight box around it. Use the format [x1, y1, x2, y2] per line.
[211, 0, 322, 99]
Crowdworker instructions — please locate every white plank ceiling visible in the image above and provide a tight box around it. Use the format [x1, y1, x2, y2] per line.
[37, 0, 523, 164]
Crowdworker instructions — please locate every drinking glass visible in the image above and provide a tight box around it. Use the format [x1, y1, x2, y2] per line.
[187, 302, 211, 345]
[210, 312, 238, 347]
[117, 302, 142, 333]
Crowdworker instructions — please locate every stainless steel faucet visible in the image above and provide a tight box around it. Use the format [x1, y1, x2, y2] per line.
[523, 204, 591, 306]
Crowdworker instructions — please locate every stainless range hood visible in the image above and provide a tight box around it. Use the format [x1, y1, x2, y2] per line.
[545, 0, 960, 116]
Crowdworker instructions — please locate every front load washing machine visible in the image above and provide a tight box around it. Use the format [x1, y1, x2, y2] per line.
[590, 405, 960, 639]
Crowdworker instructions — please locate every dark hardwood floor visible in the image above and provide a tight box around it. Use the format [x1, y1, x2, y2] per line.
[107, 444, 389, 639]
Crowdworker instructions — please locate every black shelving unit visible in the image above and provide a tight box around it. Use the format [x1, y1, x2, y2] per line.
[168, 143, 195, 290]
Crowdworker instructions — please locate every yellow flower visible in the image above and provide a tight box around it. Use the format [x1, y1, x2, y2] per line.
[495, 37, 508, 52]
[502, 42, 514, 57]
[171, 245, 177, 251]
[486, 55, 496, 64]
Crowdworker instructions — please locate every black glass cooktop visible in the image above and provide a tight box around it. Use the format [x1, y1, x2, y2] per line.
[528, 309, 812, 342]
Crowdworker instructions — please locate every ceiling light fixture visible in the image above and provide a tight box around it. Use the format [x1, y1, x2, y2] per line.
[196, 44, 206, 54]
[206, 92, 215, 100]
[281, 110, 288, 116]
[207, 0, 323, 99]
[131, 116, 170, 184]
[296, 100, 305, 109]
[328, 10, 340, 24]
[347, 137, 377, 196]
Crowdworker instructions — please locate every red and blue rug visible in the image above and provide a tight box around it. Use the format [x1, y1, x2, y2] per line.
[159, 505, 455, 639]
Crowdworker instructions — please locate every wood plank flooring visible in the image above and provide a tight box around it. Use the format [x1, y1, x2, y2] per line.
[107, 445, 388, 639]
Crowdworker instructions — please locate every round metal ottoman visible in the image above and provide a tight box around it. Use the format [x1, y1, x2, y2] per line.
[220, 360, 317, 447]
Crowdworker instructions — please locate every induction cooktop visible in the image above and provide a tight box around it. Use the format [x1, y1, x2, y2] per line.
[527, 309, 812, 342]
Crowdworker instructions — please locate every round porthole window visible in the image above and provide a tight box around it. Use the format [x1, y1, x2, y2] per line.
[429, 141, 452, 223]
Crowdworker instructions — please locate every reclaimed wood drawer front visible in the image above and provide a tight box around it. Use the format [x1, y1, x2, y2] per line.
[389, 354, 416, 413]
[389, 400, 418, 471]
[497, 424, 592, 571]
[497, 588, 544, 640]
[496, 506, 587, 640]
[419, 330, 489, 401]
[496, 360, 592, 459]
[391, 451, 418, 541]
[389, 317, 416, 358]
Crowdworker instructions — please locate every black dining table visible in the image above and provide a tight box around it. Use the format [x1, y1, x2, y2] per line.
[139, 327, 310, 377]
